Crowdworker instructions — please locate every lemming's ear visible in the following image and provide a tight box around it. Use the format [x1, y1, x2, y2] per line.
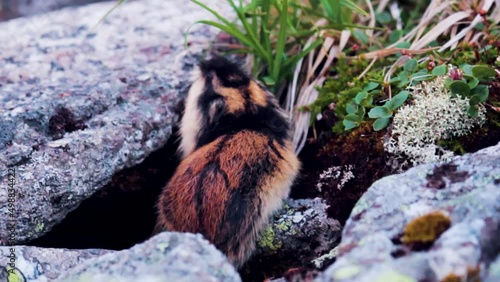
[208, 98, 226, 125]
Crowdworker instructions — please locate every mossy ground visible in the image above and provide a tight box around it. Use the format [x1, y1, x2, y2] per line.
[291, 117, 392, 224]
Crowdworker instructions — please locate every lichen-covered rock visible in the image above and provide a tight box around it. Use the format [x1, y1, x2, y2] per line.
[0, 246, 110, 281]
[0, 0, 232, 244]
[55, 232, 241, 282]
[255, 198, 341, 265]
[316, 142, 500, 282]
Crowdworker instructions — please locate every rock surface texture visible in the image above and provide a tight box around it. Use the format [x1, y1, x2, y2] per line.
[0, 232, 241, 282]
[0, 0, 230, 244]
[316, 142, 500, 282]
[57, 232, 241, 282]
[0, 246, 110, 281]
[255, 198, 341, 265]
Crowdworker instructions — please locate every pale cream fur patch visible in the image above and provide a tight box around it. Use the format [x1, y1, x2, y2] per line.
[179, 68, 205, 159]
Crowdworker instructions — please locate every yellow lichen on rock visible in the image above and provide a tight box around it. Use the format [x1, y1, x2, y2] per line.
[402, 211, 451, 245]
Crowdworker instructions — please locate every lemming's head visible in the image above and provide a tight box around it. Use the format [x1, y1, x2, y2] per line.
[178, 56, 290, 159]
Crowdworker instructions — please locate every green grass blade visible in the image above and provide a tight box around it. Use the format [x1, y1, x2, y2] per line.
[191, 0, 244, 33]
[261, 0, 272, 56]
[194, 20, 254, 47]
[285, 38, 323, 70]
[332, 0, 342, 25]
[320, 0, 335, 22]
[92, 0, 127, 30]
[226, 0, 270, 63]
[271, 0, 289, 84]
[340, 0, 368, 16]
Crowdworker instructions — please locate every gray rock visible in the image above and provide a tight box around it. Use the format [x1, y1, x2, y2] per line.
[0, 0, 107, 21]
[0, 0, 232, 244]
[316, 142, 500, 282]
[0, 197, 338, 282]
[0, 246, 110, 281]
[486, 255, 500, 282]
[254, 198, 342, 268]
[55, 232, 241, 282]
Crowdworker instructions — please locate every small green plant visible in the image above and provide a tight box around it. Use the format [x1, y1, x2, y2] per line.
[367, 90, 409, 131]
[190, 0, 366, 96]
[446, 64, 496, 117]
[338, 58, 497, 132]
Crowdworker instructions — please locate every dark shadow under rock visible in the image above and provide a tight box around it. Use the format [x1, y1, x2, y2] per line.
[27, 128, 181, 250]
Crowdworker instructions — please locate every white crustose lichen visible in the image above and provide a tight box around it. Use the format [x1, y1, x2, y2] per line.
[384, 75, 486, 166]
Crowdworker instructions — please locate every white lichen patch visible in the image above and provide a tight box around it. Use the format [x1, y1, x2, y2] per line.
[311, 246, 339, 268]
[316, 165, 354, 192]
[385, 76, 486, 166]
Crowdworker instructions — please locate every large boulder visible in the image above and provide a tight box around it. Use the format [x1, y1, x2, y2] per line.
[316, 142, 500, 282]
[0, 0, 231, 244]
[57, 232, 241, 282]
[0, 246, 110, 281]
[0, 232, 241, 282]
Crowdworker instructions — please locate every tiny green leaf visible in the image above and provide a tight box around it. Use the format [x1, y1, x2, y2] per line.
[262, 76, 275, 86]
[444, 77, 452, 88]
[404, 59, 418, 73]
[469, 95, 481, 106]
[364, 82, 379, 91]
[368, 106, 392, 118]
[395, 41, 410, 49]
[397, 77, 409, 88]
[375, 11, 392, 24]
[373, 117, 390, 131]
[361, 96, 374, 108]
[388, 30, 403, 43]
[472, 85, 488, 102]
[345, 114, 361, 122]
[355, 91, 369, 104]
[356, 105, 366, 118]
[432, 65, 448, 76]
[385, 91, 409, 110]
[353, 30, 369, 44]
[449, 80, 470, 96]
[472, 65, 496, 79]
[467, 77, 479, 89]
[462, 64, 473, 76]
[346, 102, 357, 114]
[343, 119, 358, 130]
[467, 106, 479, 117]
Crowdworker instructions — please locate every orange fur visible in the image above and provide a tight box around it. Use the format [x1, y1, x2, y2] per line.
[155, 57, 300, 268]
[212, 75, 245, 113]
[248, 81, 268, 107]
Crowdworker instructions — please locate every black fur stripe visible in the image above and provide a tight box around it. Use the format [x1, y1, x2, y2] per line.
[199, 56, 250, 88]
[214, 151, 275, 252]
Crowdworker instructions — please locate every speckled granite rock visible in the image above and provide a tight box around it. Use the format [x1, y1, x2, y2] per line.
[55, 232, 241, 282]
[254, 198, 341, 266]
[0, 0, 107, 21]
[0, 0, 232, 244]
[316, 142, 500, 282]
[0, 246, 110, 281]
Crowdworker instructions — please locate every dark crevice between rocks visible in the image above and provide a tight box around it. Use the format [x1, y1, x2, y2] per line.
[27, 127, 181, 250]
[48, 106, 88, 140]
